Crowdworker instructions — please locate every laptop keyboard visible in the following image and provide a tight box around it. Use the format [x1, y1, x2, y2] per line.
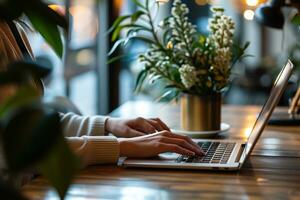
[175, 142, 235, 164]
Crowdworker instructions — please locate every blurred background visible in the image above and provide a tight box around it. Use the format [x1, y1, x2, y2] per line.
[26, 0, 300, 115]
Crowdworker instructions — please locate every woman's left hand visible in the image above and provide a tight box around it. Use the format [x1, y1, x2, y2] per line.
[105, 117, 171, 138]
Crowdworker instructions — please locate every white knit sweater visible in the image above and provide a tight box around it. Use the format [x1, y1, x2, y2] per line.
[61, 113, 120, 166]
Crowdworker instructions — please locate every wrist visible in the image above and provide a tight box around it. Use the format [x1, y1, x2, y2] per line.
[118, 138, 126, 157]
[117, 138, 129, 157]
[105, 117, 112, 134]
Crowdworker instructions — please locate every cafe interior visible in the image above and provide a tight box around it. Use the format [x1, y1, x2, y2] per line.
[27, 0, 299, 114]
[0, 0, 300, 199]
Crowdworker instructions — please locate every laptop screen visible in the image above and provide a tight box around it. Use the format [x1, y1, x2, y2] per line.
[244, 60, 294, 159]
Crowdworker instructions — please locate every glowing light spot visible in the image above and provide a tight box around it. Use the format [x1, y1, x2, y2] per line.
[195, 0, 208, 6]
[156, 0, 169, 5]
[243, 128, 252, 139]
[76, 49, 94, 66]
[243, 10, 255, 20]
[48, 4, 65, 16]
[246, 0, 259, 7]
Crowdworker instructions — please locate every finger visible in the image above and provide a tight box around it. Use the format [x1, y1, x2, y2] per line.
[138, 119, 157, 134]
[141, 120, 156, 133]
[148, 119, 164, 131]
[125, 128, 145, 137]
[160, 137, 204, 155]
[160, 131, 205, 154]
[151, 118, 170, 131]
[160, 144, 195, 156]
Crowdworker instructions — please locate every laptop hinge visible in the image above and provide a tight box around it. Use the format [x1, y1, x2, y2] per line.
[235, 144, 246, 163]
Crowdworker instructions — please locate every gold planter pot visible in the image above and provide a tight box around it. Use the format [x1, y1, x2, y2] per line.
[180, 93, 221, 131]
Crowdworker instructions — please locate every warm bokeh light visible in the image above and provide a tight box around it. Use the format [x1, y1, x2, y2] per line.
[156, 0, 169, 4]
[243, 9, 255, 20]
[76, 49, 95, 66]
[195, 0, 208, 6]
[48, 4, 65, 16]
[243, 127, 252, 139]
[246, 0, 259, 7]
[69, 4, 98, 42]
[231, 0, 267, 13]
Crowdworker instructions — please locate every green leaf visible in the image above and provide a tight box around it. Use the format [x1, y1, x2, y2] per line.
[156, 89, 180, 102]
[131, 11, 146, 23]
[242, 41, 250, 51]
[107, 15, 131, 34]
[112, 24, 151, 41]
[37, 134, 81, 199]
[25, 10, 64, 58]
[108, 37, 131, 56]
[146, 0, 150, 9]
[199, 35, 206, 44]
[163, 29, 171, 45]
[134, 69, 148, 92]
[107, 54, 128, 64]
[108, 53, 142, 64]
[126, 27, 144, 37]
[131, 36, 156, 44]
[2, 106, 62, 172]
[169, 66, 181, 83]
[291, 13, 300, 26]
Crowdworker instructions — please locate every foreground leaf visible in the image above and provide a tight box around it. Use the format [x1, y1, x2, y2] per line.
[25, 5, 64, 57]
[2, 106, 61, 172]
[38, 134, 81, 199]
[0, 0, 23, 20]
[0, 179, 28, 200]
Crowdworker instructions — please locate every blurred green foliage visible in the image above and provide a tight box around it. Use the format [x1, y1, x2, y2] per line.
[0, 0, 81, 199]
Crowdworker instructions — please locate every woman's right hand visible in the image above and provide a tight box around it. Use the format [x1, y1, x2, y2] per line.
[118, 131, 205, 158]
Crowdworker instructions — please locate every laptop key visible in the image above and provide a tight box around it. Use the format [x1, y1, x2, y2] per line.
[175, 142, 236, 164]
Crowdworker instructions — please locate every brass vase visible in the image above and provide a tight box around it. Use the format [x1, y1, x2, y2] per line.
[180, 93, 221, 131]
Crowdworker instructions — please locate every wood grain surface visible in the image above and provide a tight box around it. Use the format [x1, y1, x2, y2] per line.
[22, 101, 300, 200]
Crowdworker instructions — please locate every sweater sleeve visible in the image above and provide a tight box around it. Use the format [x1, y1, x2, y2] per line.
[66, 136, 120, 166]
[59, 112, 108, 137]
[59, 112, 120, 165]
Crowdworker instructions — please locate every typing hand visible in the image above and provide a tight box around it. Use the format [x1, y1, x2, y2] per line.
[105, 117, 171, 137]
[118, 131, 205, 158]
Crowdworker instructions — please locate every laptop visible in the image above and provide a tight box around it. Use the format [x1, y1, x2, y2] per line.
[121, 60, 294, 171]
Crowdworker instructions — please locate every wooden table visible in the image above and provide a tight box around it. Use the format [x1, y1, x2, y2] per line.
[23, 101, 300, 200]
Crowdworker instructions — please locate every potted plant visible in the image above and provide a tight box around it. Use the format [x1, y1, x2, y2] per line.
[110, 0, 249, 132]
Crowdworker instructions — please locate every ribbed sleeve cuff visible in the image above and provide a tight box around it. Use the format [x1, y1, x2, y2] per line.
[86, 116, 109, 136]
[60, 113, 109, 137]
[82, 136, 120, 165]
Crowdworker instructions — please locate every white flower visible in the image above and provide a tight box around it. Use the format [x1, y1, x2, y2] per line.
[179, 64, 198, 89]
[209, 7, 235, 48]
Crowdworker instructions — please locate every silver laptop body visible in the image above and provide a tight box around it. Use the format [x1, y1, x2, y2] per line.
[122, 60, 294, 171]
